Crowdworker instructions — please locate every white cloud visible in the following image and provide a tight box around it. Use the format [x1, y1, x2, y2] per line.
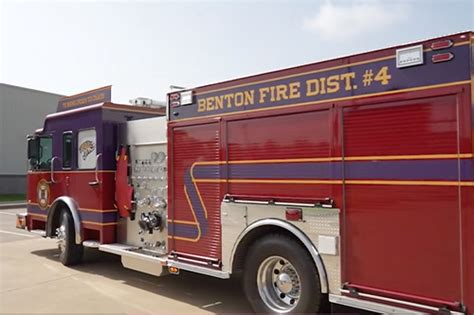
[303, 0, 410, 40]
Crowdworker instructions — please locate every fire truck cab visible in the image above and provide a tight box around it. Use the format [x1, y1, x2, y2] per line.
[18, 32, 474, 314]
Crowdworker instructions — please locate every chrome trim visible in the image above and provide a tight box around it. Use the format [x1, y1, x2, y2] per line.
[229, 218, 329, 294]
[273, 201, 316, 207]
[167, 260, 230, 279]
[329, 294, 426, 314]
[337, 289, 465, 315]
[50, 156, 60, 184]
[233, 199, 269, 205]
[172, 256, 220, 268]
[82, 240, 100, 248]
[46, 196, 82, 244]
[172, 251, 220, 262]
[132, 141, 167, 146]
[88, 153, 102, 186]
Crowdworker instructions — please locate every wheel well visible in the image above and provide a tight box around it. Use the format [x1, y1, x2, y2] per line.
[232, 225, 314, 274]
[232, 223, 330, 310]
[48, 201, 68, 237]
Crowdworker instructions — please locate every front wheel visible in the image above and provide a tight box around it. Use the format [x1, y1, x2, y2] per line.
[243, 234, 323, 314]
[56, 210, 83, 266]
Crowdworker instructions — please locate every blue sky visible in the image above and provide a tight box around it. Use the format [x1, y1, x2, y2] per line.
[1, 0, 473, 103]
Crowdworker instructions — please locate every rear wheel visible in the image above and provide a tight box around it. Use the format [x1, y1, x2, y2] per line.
[243, 234, 322, 314]
[56, 210, 83, 266]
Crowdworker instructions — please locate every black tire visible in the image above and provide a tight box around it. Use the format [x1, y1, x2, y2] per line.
[57, 210, 83, 266]
[243, 234, 322, 314]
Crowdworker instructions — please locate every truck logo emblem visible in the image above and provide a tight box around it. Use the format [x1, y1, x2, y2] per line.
[79, 140, 95, 160]
[37, 179, 50, 209]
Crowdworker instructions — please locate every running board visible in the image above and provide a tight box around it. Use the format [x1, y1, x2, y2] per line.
[99, 243, 168, 277]
[30, 229, 46, 237]
[330, 293, 465, 315]
[82, 240, 100, 248]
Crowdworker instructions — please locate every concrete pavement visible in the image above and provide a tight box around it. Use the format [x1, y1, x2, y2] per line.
[0, 208, 252, 314]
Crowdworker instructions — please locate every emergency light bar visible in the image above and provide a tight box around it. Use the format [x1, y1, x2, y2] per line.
[169, 90, 193, 107]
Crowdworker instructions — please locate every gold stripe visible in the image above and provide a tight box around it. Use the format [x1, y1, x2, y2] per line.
[344, 153, 474, 161]
[28, 170, 116, 174]
[194, 179, 227, 183]
[79, 208, 118, 213]
[192, 161, 227, 165]
[104, 105, 165, 115]
[192, 153, 473, 166]
[194, 41, 469, 96]
[173, 80, 471, 122]
[227, 179, 342, 184]
[82, 221, 117, 226]
[29, 213, 47, 219]
[229, 157, 341, 164]
[193, 178, 474, 187]
[346, 180, 474, 187]
[168, 219, 198, 225]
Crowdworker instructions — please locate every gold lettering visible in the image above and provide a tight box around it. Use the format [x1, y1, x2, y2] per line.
[288, 82, 300, 99]
[269, 86, 276, 102]
[306, 79, 320, 96]
[224, 94, 234, 108]
[235, 92, 244, 106]
[319, 77, 327, 94]
[326, 75, 340, 93]
[198, 99, 206, 112]
[215, 95, 224, 110]
[244, 90, 254, 105]
[276, 85, 288, 101]
[206, 97, 214, 111]
[259, 87, 270, 103]
[340, 72, 355, 91]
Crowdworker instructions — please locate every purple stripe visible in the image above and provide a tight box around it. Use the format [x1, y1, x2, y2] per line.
[78, 210, 117, 223]
[168, 223, 199, 238]
[345, 159, 465, 181]
[192, 159, 473, 181]
[228, 163, 340, 179]
[27, 205, 47, 215]
[184, 172, 208, 235]
[27, 205, 117, 223]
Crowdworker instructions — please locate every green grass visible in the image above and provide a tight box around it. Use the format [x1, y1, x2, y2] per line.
[0, 194, 26, 202]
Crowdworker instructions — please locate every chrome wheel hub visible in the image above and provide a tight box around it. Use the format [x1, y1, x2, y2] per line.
[56, 217, 66, 253]
[257, 256, 301, 313]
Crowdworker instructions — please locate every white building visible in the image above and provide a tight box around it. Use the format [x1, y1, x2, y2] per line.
[0, 83, 63, 194]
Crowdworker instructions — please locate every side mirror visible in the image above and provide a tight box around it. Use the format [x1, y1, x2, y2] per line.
[29, 158, 38, 169]
[27, 137, 39, 160]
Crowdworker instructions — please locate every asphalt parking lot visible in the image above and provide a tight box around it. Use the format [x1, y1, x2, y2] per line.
[0, 208, 252, 314]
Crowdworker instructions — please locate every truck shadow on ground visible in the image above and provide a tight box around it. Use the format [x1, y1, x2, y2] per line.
[31, 247, 252, 314]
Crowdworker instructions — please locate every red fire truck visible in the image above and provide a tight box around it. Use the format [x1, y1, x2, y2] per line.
[18, 31, 473, 314]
